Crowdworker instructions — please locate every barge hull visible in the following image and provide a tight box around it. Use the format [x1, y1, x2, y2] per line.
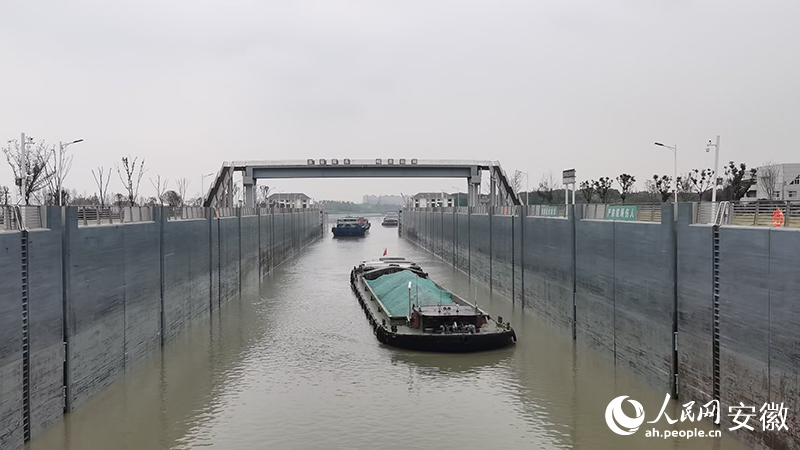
[351, 268, 515, 353]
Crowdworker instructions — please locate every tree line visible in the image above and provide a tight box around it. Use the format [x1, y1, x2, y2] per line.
[1, 138, 199, 207]
[513, 161, 762, 205]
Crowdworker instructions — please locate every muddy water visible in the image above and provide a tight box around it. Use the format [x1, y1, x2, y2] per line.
[28, 217, 747, 450]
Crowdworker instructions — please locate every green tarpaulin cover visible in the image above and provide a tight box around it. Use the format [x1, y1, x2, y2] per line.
[366, 270, 453, 317]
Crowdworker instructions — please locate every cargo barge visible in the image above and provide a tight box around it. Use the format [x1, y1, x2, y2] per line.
[350, 257, 516, 352]
[332, 217, 370, 237]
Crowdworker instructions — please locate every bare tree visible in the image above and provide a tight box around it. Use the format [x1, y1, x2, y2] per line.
[114, 193, 126, 207]
[647, 175, 673, 203]
[758, 161, 780, 200]
[723, 161, 757, 201]
[616, 173, 636, 203]
[0, 185, 10, 204]
[3, 138, 56, 204]
[91, 167, 112, 207]
[116, 156, 146, 206]
[511, 170, 525, 195]
[593, 177, 613, 203]
[579, 180, 596, 203]
[149, 175, 169, 205]
[162, 190, 182, 207]
[44, 142, 75, 206]
[537, 171, 560, 204]
[231, 182, 241, 204]
[675, 173, 693, 195]
[257, 185, 271, 207]
[175, 177, 190, 206]
[688, 168, 714, 200]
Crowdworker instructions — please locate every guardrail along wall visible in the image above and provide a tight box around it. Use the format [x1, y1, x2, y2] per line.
[401, 204, 799, 450]
[0, 206, 322, 450]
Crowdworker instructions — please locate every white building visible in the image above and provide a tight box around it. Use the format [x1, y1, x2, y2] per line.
[744, 163, 800, 201]
[411, 192, 455, 208]
[267, 193, 313, 208]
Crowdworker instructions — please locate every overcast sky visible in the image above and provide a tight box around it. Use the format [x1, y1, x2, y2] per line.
[2, 0, 799, 202]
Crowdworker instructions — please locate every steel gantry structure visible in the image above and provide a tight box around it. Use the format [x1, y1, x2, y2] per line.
[202, 159, 520, 208]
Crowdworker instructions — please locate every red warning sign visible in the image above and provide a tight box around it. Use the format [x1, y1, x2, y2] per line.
[772, 208, 785, 227]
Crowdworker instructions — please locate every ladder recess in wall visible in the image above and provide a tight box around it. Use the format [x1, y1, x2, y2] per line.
[712, 226, 721, 404]
[21, 232, 31, 442]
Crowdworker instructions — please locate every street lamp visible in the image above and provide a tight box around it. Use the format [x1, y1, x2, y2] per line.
[706, 135, 721, 222]
[56, 139, 83, 205]
[654, 142, 678, 219]
[274, 189, 285, 208]
[200, 172, 214, 199]
[451, 186, 461, 207]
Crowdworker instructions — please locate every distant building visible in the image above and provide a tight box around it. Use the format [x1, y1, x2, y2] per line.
[743, 163, 800, 201]
[363, 195, 404, 206]
[267, 193, 313, 208]
[410, 192, 455, 208]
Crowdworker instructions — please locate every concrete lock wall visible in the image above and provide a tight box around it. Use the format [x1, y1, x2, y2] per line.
[0, 206, 320, 450]
[401, 204, 799, 450]
[0, 230, 23, 450]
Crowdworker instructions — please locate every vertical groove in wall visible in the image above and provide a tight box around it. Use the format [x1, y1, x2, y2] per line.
[612, 220, 616, 365]
[712, 225, 721, 403]
[571, 205, 577, 339]
[511, 213, 515, 305]
[671, 207, 678, 399]
[21, 231, 30, 442]
[122, 222, 127, 369]
[489, 208, 493, 292]
[208, 211, 213, 313]
[217, 215, 222, 310]
[159, 208, 166, 346]
[238, 210, 242, 295]
[520, 206, 525, 310]
[61, 209, 71, 412]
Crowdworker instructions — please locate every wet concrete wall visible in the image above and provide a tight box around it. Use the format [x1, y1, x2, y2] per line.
[240, 216, 259, 287]
[26, 209, 64, 438]
[0, 230, 22, 450]
[523, 216, 573, 331]
[163, 217, 212, 340]
[456, 213, 469, 274]
[403, 204, 800, 450]
[0, 207, 320, 450]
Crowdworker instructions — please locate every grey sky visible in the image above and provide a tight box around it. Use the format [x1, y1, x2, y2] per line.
[2, 0, 799, 202]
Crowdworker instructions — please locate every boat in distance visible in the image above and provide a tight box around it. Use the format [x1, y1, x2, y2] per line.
[332, 217, 370, 237]
[381, 213, 399, 226]
[350, 257, 516, 352]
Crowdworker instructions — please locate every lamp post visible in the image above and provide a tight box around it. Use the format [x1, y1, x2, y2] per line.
[200, 172, 214, 200]
[654, 142, 678, 218]
[706, 135, 721, 221]
[56, 139, 83, 205]
[20, 133, 28, 205]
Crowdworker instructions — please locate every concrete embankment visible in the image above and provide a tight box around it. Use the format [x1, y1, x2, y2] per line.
[0, 207, 321, 450]
[402, 204, 799, 450]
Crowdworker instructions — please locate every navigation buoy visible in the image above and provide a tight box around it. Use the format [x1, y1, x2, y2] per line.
[772, 208, 785, 227]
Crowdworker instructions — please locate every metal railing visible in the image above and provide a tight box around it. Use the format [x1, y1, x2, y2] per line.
[582, 203, 662, 222]
[1, 206, 21, 230]
[1, 206, 46, 230]
[582, 204, 606, 220]
[77, 206, 153, 226]
[166, 207, 206, 221]
[728, 201, 800, 228]
[527, 204, 568, 218]
[714, 201, 731, 226]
